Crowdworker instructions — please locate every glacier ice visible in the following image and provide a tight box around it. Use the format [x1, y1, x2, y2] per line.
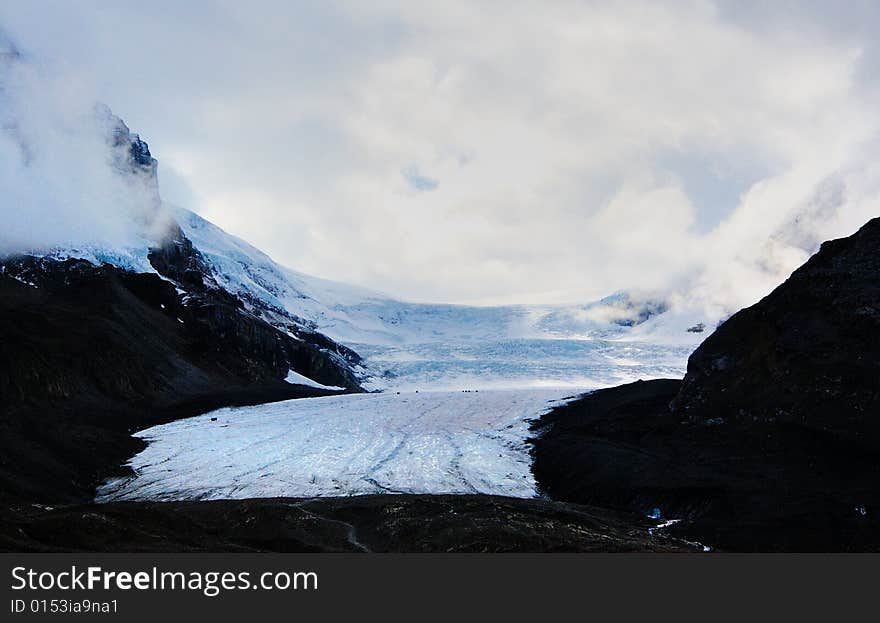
[96, 389, 572, 502]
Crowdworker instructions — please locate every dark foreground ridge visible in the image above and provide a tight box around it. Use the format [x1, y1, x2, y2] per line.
[1, 495, 693, 553]
[532, 218, 880, 551]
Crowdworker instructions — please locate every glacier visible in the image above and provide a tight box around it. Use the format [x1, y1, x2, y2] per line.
[0, 73, 704, 502]
[29, 205, 701, 503]
[97, 389, 572, 502]
[90, 212, 698, 501]
[86, 207, 701, 503]
[0, 40, 720, 506]
[356, 339, 693, 391]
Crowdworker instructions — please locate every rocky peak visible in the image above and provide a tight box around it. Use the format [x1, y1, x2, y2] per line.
[129, 134, 153, 166]
[95, 104, 158, 176]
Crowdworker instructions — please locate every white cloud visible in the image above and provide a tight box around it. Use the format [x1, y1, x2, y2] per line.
[1, 1, 878, 314]
[0, 41, 169, 256]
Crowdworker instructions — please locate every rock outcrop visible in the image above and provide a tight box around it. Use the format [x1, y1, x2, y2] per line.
[532, 219, 880, 551]
[0, 255, 361, 506]
[673, 217, 880, 446]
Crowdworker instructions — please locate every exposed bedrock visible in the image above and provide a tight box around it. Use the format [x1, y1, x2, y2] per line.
[532, 218, 880, 551]
[0, 254, 360, 506]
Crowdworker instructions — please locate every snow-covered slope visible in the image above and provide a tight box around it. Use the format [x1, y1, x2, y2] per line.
[284, 369, 345, 391]
[176, 211, 704, 348]
[176, 207, 703, 389]
[178, 206, 702, 347]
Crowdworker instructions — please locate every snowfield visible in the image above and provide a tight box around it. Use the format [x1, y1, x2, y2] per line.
[284, 369, 345, 391]
[96, 389, 573, 502]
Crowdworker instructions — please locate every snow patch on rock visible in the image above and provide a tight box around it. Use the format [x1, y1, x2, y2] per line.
[284, 369, 345, 391]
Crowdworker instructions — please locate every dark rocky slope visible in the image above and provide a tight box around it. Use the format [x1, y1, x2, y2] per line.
[673, 216, 880, 443]
[532, 218, 880, 551]
[0, 255, 360, 506]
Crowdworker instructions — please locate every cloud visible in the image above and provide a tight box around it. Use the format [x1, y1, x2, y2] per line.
[0, 37, 169, 258]
[1, 1, 879, 316]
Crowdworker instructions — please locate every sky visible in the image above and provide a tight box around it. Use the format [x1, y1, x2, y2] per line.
[2, 1, 880, 310]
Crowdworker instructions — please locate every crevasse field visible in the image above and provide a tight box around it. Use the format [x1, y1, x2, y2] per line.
[356, 338, 693, 391]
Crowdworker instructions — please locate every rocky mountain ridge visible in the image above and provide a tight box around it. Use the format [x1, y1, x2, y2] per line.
[532, 218, 880, 551]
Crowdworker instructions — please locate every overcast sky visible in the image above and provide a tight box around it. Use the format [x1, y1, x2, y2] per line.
[3, 1, 880, 307]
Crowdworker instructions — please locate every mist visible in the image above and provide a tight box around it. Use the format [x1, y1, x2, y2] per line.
[0, 35, 170, 262]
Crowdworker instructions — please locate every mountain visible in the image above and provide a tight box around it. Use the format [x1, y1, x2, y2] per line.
[0, 38, 704, 552]
[2, 30, 701, 392]
[531, 218, 880, 551]
[176, 205, 689, 349]
[1, 34, 699, 505]
[170, 207, 702, 391]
